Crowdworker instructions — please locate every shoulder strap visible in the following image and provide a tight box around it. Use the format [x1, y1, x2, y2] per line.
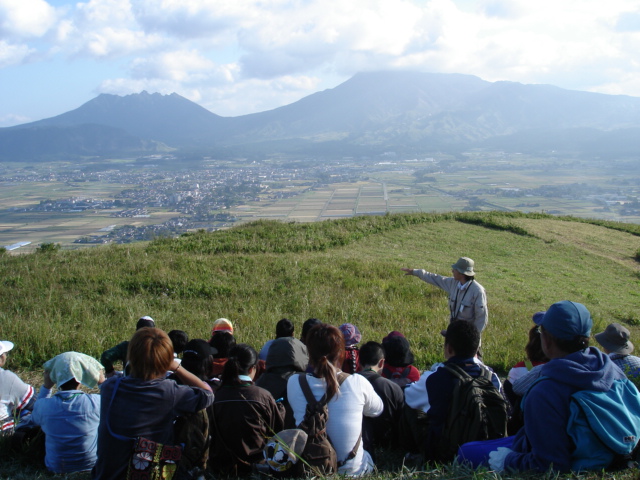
[443, 362, 473, 382]
[105, 377, 131, 442]
[298, 373, 327, 407]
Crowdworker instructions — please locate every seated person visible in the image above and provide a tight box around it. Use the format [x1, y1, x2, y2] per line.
[381, 332, 421, 387]
[503, 312, 549, 433]
[300, 318, 321, 346]
[478, 301, 640, 473]
[255, 336, 308, 428]
[401, 321, 502, 463]
[172, 339, 217, 478]
[339, 323, 362, 374]
[595, 323, 640, 378]
[358, 341, 405, 453]
[210, 317, 234, 337]
[0, 340, 35, 433]
[168, 329, 189, 365]
[259, 318, 295, 361]
[286, 323, 383, 476]
[208, 330, 236, 381]
[31, 352, 104, 474]
[209, 344, 284, 476]
[100, 316, 155, 377]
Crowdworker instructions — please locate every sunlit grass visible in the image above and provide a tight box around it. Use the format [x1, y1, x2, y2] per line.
[1, 211, 640, 478]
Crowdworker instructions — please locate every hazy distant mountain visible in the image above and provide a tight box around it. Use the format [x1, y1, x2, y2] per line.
[4, 71, 640, 160]
[0, 123, 167, 161]
[26, 91, 225, 146]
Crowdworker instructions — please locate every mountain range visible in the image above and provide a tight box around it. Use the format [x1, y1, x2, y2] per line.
[3, 70, 640, 161]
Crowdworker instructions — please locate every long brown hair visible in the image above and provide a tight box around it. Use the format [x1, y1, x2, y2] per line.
[306, 323, 345, 401]
[127, 327, 174, 380]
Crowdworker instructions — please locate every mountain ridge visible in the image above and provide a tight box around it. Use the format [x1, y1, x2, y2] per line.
[3, 70, 640, 160]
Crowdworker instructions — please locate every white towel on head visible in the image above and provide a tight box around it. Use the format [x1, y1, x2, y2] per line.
[43, 352, 104, 388]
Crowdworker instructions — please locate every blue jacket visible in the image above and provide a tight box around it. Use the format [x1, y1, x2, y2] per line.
[32, 388, 100, 473]
[504, 347, 627, 472]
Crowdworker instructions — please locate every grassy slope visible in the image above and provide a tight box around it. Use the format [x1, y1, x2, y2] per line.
[1, 211, 639, 372]
[1, 211, 640, 479]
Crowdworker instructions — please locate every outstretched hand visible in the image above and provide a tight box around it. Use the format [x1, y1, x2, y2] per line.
[401, 268, 414, 275]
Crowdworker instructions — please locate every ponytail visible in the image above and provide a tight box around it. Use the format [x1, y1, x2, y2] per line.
[306, 324, 345, 402]
[221, 344, 258, 386]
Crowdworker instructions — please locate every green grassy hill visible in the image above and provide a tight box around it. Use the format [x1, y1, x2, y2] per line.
[2, 211, 639, 373]
[2, 211, 640, 480]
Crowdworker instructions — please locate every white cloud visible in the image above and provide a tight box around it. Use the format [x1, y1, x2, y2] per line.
[0, 112, 31, 127]
[197, 75, 324, 116]
[130, 50, 219, 83]
[5, 0, 640, 120]
[131, 0, 254, 39]
[0, 40, 36, 67]
[0, 0, 57, 38]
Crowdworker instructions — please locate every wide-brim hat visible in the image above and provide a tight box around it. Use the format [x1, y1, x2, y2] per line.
[595, 323, 634, 355]
[0, 341, 14, 356]
[451, 257, 475, 276]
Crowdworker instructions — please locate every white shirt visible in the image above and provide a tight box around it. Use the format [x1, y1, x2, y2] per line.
[287, 372, 383, 476]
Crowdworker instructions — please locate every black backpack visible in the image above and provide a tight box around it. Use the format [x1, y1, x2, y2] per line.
[437, 363, 508, 462]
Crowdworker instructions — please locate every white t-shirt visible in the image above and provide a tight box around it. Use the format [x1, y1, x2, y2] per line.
[287, 372, 383, 476]
[0, 368, 35, 431]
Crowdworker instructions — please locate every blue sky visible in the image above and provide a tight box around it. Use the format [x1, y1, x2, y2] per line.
[2, 0, 640, 127]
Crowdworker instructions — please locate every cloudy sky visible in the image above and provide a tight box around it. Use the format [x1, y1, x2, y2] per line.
[1, 0, 640, 127]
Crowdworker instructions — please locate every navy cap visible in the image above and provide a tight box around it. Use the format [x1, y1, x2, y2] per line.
[539, 301, 592, 341]
[532, 311, 546, 325]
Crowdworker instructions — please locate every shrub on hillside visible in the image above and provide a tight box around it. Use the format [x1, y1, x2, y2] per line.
[36, 242, 61, 254]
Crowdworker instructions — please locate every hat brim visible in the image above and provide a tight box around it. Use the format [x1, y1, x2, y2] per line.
[451, 264, 475, 276]
[595, 332, 634, 355]
[0, 341, 14, 356]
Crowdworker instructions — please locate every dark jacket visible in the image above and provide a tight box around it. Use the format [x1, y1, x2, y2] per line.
[209, 382, 285, 475]
[99, 341, 128, 374]
[358, 369, 405, 452]
[424, 356, 491, 461]
[255, 337, 308, 428]
[93, 376, 214, 480]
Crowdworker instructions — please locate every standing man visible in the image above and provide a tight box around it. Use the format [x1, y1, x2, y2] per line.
[402, 257, 488, 334]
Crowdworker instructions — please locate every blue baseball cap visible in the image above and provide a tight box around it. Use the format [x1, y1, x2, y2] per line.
[537, 301, 592, 340]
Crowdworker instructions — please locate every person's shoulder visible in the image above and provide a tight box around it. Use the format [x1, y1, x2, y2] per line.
[248, 382, 271, 395]
[286, 372, 304, 388]
[0, 367, 23, 383]
[374, 373, 404, 394]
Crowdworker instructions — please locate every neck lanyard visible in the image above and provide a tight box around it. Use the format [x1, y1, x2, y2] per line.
[451, 279, 473, 320]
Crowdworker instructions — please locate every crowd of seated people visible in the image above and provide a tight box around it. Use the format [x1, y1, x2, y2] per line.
[3, 302, 640, 478]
